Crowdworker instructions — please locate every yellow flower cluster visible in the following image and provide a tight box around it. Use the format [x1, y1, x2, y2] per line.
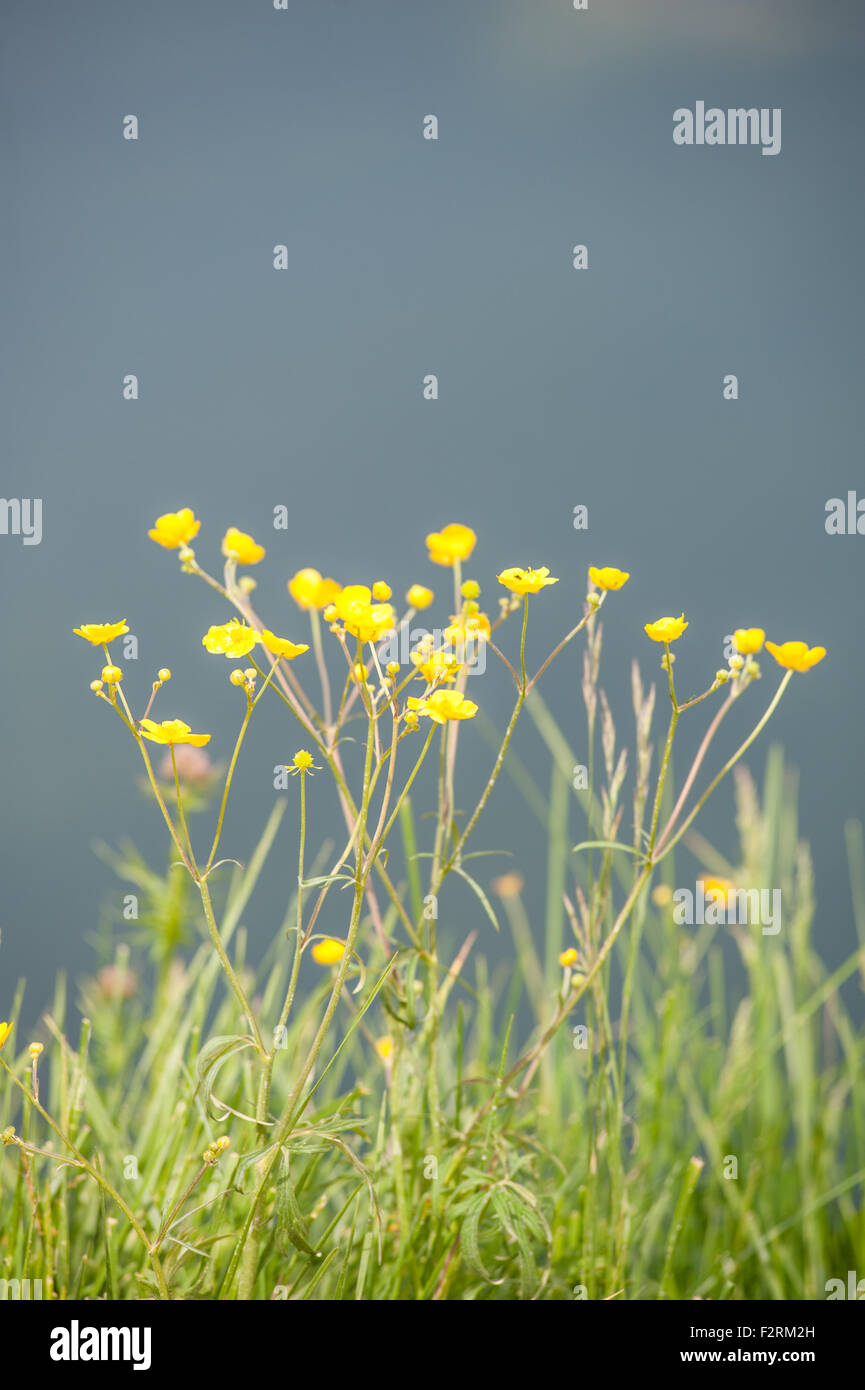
[202, 619, 308, 661]
[324, 586, 395, 644]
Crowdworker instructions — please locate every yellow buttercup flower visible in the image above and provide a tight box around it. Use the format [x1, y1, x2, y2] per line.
[412, 644, 461, 686]
[291, 749, 320, 775]
[375, 1035, 395, 1061]
[101, 665, 123, 684]
[425, 523, 477, 567]
[702, 876, 735, 903]
[372, 581, 392, 601]
[148, 509, 201, 550]
[288, 568, 341, 610]
[73, 620, 129, 646]
[407, 689, 478, 724]
[733, 628, 765, 655]
[222, 527, 265, 565]
[588, 566, 630, 592]
[139, 719, 211, 747]
[496, 567, 559, 596]
[330, 586, 395, 643]
[312, 938, 346, 965]
[259, 630, 310, 660]
[644, 614, 688, 643]
[406, 584, 434, 610]
[0, 1021, 11, 1050]
[764, 641, 827, 673]
[202, 619, 259, 658]
[559, 947, 579, 968]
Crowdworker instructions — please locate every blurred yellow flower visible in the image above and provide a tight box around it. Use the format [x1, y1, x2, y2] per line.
[0, 1022, 11, 1050]
[259, 630, 310, 660]
[588, 566, 630, 591]
[703, 876, 735, 903]
[496, 567, 558, 595]
[203, 619, 259, 658]
[288, 568, 341, 610]
[644, 614, 688, 643]
[426, 523, 476, 567]
[559, 947, 579, 968]
[139, 718, 211, 747]
[764, 641, 826, 673]
[734, 628, 765, 655]
[312, 938, 345, 965]
[101, 665, 123, 684]
[491, 871, 524, 899]
[73, 621, 129, 645]
[375, 1035, 395, 1061]
[372, 581, 392, 601]
[406, 584, 434, 610]
[148, 509, 201, 549]
[222, 527, 265, 565]
[407, 690, 478, 724]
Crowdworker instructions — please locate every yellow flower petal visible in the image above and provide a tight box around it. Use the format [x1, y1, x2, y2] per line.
[406, 584, 434, 609]
[764, 641, 826, 673]
[288, 569, 341, 610]
[139, 719, 211, 747]
[496, 567, 559, 596]
[259, 630, 310, 660]
[148, 509, 201, 550]
[588, 566, 630, 591]
[407, 689, 478, 724]
[222, 527, 265, 566]
[644, 614, 688, 643]
[425, 523, 476, 567]
[733, 628, 765, 655]
[202, 619, 260, 658]
[73, 621, 129, 645]
[311, 938, 345, 965]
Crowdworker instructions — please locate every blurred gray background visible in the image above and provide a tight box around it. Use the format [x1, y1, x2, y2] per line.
[2, 0, 864, 1025]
